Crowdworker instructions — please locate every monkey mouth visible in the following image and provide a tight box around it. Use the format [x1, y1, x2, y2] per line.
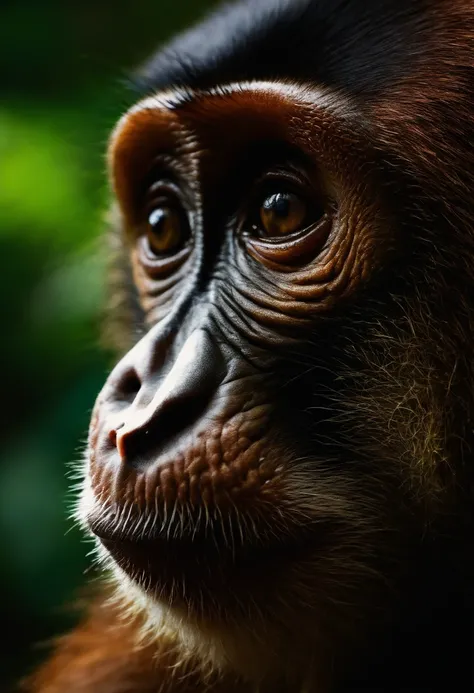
[96, 520, 316, 616]
[84, 418, 292, 553]
[101, 528, 303, 583]
[87, 490, 308, 559]
[86, 489, 323, 615]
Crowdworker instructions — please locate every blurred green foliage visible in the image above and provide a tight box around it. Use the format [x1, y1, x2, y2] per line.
[0, 0, 215, 688]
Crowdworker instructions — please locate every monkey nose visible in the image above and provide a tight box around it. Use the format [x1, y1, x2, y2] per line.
[110, 329, 226, 466]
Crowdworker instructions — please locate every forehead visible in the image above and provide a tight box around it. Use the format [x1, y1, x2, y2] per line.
[133, 0, 435, 99]
[108, 81, 365, 219]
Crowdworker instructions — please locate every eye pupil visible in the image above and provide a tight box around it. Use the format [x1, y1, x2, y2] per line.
[259, 191, 307, 237]
[262, 193, 291, 218]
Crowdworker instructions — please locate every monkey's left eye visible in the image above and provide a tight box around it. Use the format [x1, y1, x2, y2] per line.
[258, 191, 308, 238]
[242, 179, 332, 267]
[247, 180, 326, 242]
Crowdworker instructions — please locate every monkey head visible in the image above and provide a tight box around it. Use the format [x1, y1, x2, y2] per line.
[76, 0, 474, 687]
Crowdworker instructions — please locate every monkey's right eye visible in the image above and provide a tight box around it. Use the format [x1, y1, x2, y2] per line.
[146, 206, 186, 256]
[138, 181, 191, 261]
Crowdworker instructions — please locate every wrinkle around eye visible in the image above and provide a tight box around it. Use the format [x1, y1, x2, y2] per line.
[222, 257, 356, 324]
[130, 248, 191, 324]
[139, 270, 184, 297]
[244, 215, 333, 270]
[218, 280, 321, 333]
[136, 237, 193, 277]
[234, 212, 360, 301]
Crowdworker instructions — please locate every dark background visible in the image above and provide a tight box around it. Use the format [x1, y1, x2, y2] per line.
[0, 1, 216, 688]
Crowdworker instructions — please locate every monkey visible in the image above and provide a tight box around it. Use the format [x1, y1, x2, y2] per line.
[23, 0, 474, 691]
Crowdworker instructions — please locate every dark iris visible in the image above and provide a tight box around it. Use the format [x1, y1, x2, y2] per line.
[146, 206, 185, 256]
[258, 191, 307, 237]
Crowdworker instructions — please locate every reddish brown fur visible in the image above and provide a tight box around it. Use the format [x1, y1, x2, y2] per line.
[23, 594, 247, 693]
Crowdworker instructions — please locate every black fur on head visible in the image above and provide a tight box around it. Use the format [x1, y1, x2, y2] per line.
[133, 0, 430, 97]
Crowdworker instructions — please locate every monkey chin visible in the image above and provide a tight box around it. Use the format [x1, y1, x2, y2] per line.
[104, 562, 318, 687]
[86, 491, 315, 622]
[85, 493, 328, 686]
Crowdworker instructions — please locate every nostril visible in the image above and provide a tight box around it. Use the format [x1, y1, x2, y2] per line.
[117, 392, 212, 467]
[118, 369, 141, 401]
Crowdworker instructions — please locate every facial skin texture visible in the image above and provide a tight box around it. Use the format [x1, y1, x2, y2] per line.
[24, 1, 474, 692]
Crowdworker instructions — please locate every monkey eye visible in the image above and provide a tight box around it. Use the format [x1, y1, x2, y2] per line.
[248, 179, 326, 242]
[146, 205, 186, 256]
[257, 191, 308, 238]
[140, 181, 190, 259]
[243, 180, 331, 268]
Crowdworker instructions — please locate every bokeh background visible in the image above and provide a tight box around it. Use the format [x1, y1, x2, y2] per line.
[0, 1, 216, 688]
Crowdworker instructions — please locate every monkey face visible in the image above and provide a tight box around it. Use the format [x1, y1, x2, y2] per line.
[79, 85, 402, 634]
[20, 0, 473, 690]
[77, 74, 468, 680]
